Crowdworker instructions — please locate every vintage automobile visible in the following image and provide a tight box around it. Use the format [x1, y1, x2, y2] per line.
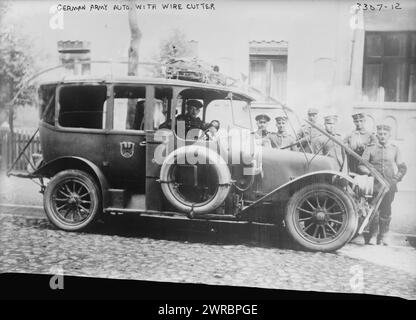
[8, 72, 389, 252]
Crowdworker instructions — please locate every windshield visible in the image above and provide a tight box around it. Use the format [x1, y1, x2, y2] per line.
[205, 98, 252, 131]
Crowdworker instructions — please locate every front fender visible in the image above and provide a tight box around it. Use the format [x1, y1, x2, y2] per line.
[288, 170, 355, 187]
[242, 170, 355, 213]
[35, 156, 109, 207]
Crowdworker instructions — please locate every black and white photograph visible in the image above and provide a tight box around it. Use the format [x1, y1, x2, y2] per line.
[0, 0, 415, 301]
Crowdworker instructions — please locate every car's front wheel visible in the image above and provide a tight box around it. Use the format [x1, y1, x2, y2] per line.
[285, 183, 357, 252]
[43, 169, 101, 231]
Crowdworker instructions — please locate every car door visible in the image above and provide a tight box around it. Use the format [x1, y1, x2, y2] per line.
[105, 84, 147, 191]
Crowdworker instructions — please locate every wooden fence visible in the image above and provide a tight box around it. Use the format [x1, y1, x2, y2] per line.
[0, 128, 41, 172]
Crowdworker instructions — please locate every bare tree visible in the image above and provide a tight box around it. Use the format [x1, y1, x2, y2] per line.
[159, 29, 192, 62]
[126, 1, 142, 129]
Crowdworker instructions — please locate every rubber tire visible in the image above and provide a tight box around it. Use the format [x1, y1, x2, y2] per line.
[284, 183, 357, 252]
[43, 169, 101, 231]
[160, 146, 231, 214]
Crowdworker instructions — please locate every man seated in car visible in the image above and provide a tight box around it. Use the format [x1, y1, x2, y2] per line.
[176, 99, 209, 136]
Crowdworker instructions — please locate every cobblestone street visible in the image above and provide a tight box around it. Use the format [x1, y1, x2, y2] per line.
[1, 212, 415, 299]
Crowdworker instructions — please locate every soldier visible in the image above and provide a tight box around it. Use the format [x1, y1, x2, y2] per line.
[358, 124, 407, 245]
[253, 114, 272, 147]
[344, 112, 376, 173]
[269, 115, 297, 150]
[176, 99, 208, 135]
[297, 107, 323, 153]
[312, 115, 346, 171]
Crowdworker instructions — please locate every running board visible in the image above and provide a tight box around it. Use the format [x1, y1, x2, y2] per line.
[103, 207, 242, 221]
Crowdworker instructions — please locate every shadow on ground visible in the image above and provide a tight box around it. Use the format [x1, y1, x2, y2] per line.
[97, 214, 296, 249]
[26, 213, 295, 250]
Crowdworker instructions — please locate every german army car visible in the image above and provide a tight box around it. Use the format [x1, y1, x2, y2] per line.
[13, 75, 388, 252]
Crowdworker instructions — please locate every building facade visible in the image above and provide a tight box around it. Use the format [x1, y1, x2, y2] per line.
[204, 1, 416, 190]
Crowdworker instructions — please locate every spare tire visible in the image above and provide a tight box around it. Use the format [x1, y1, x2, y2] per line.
[160, 145, 231, 214]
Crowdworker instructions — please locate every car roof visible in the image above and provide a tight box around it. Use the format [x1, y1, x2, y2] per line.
[38, 75, 255, 101]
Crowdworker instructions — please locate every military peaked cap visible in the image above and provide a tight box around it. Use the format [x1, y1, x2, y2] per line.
[255, 114, 271, 122]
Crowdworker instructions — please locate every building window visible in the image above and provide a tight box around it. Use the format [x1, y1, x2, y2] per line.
[248, 41, 288, 103]
[363, 31, 416, 103]
[249, 55, 287, 103]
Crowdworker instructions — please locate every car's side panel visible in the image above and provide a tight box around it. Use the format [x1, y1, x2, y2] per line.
[39, 123, 107, 173]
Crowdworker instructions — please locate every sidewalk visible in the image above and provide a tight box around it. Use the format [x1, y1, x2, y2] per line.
[352, 232, 416, 249]
[0, 171, 44, 207]
[338, 242, 416, 276]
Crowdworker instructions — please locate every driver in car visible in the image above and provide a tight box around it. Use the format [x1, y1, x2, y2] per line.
[176, 99, 208, 135]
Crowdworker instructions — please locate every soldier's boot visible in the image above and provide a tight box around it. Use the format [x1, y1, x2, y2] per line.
[377, 217, 391, 246]
[363, 233, 374, 245]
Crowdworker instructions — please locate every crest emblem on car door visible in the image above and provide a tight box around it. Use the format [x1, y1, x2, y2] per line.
[120, 141, 135, 158]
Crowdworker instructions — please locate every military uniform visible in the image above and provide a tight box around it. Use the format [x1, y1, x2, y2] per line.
[253, 114, 272, 147]
[344, 113, 377, 173]
[268, 115, 297, 150]
[176, 99, 208, 135]
[297, 107, 323, 153]
[344, 130, 376, 172]
[253, 129, 272, 147]
[269, 131, 297, 150]
[313, 133, 345, 170]
[176, 113, 207, 132]
[297, 123, 323, 153]
[358, 131, 407, 244]
[312, 115, 346, 171]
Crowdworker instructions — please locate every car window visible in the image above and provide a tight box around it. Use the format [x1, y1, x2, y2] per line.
[113, 86, 146, 130]
[205, 100, 233, 130]
[58, 85, 107, 129]
[154, 87, 172, 130]
[38, 84, 56, 125]
[232, 100, 252, 129]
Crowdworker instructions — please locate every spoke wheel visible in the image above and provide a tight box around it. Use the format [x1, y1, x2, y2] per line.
[285, 183, 357, 252]
[44, 170, 101, 231]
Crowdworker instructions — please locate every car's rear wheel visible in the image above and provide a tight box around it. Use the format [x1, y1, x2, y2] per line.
[43, 169, 101, 231]
[284, 183, 357, 252]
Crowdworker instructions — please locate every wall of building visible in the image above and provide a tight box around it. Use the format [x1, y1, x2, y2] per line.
[349, 3, 416, 191]
[199, 0, 416, 190]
